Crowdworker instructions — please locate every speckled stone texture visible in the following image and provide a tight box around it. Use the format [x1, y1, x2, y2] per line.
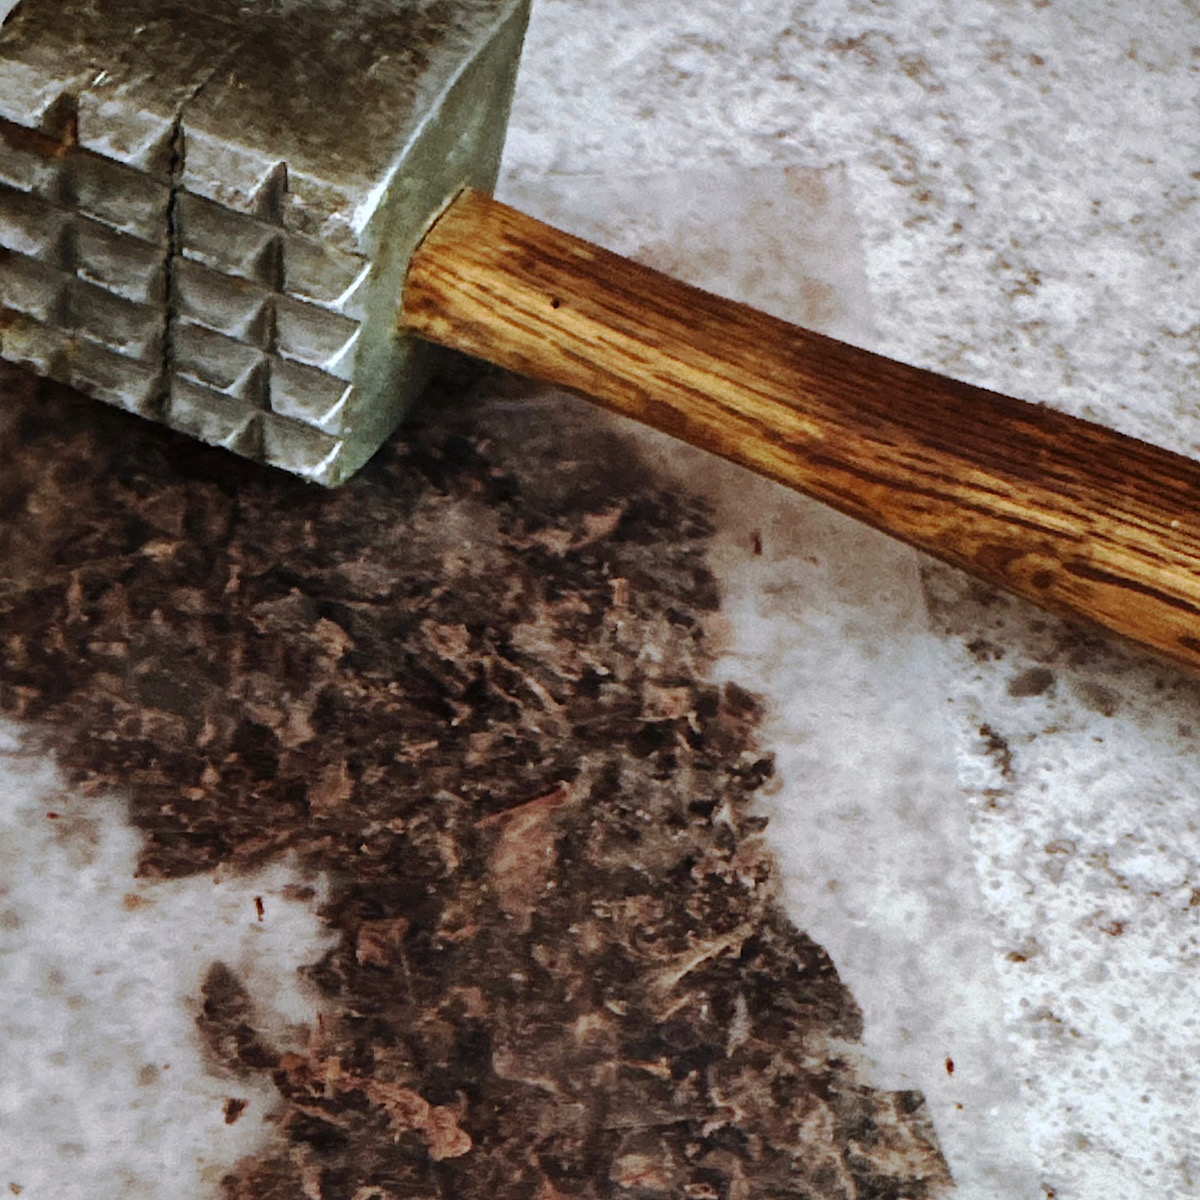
[0, 0, 530, 482]
[0, 366, 950, 1199]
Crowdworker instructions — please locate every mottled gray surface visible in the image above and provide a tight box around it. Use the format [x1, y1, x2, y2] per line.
[0, 0, 530, 482]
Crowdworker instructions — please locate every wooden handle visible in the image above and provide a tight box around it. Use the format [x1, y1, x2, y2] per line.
[402, 188, 1200, 671]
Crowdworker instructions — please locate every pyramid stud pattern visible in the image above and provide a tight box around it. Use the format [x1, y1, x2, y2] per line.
[0, 0, 531, 484]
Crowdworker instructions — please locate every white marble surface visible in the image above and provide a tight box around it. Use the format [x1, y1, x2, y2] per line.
[500, 2, 1200, 1198]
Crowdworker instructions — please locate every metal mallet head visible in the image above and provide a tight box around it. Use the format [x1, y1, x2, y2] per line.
[0, 0, 531, 485]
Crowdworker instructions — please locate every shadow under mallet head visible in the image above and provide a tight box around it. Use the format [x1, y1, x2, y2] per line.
[0, 0, 531, 485]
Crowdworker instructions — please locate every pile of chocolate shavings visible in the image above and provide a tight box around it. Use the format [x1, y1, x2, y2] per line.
[0, 367, 950, 1199]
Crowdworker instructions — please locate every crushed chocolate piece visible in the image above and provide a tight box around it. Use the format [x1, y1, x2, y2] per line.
[0, 365, 951, 1198]
[198, 962, 280, 1076]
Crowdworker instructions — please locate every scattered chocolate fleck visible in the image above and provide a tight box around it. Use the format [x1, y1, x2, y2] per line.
[945, 1057, 954, 1075]
[254, 895, 265, 922]
[1073, 680, 1121, 718]
[1007, 666, 1054, 698]
[196, 962, 280, 1076]
[978, 723, 1014, 780]
[965, 638, 1004, 663]
[224, 1098, 249, 1125]
[1044, 840, 1076, 857]
[0, 368, 951, 1198]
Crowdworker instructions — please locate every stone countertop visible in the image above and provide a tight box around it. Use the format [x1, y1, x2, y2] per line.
[1, 3, 1199, 1199]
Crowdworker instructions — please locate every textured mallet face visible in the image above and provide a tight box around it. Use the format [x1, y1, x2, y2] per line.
[0, 0, 530, 484]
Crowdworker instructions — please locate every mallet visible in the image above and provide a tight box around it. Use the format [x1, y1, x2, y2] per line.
[4, 0, 1200, 671]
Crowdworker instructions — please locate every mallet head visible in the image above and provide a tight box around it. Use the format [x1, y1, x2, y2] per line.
[0, 0, 531, 484]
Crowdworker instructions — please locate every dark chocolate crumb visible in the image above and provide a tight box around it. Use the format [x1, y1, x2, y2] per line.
[197, 962, 280, 1076]
[1007, 667, 1054, 698]
[978, 723, 1014, 780]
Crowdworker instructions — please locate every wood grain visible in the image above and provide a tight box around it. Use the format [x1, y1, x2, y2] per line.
[402, 188, 1200, 671]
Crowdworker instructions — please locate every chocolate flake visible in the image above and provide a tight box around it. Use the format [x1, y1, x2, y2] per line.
[0, 366, 951, 1198]
[197, 962, 280, 1076]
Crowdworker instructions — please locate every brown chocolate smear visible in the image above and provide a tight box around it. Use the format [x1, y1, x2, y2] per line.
[0, 366, 950, 1198]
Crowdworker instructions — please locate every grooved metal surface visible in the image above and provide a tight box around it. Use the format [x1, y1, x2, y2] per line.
[0, 0, 532, 483]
